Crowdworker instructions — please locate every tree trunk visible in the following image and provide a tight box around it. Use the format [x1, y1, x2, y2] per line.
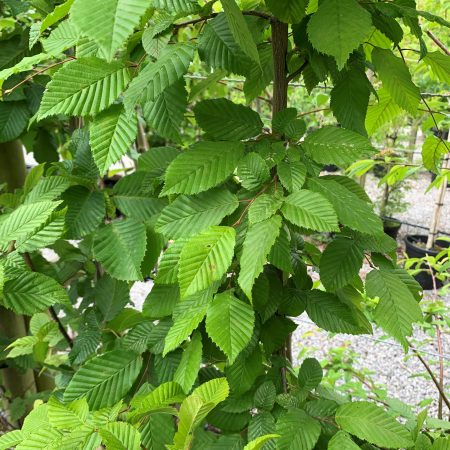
[271, 20, 293, 381]
[0, 140, 38, 422]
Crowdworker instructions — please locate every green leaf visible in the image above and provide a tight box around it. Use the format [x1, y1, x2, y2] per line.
[163, 287, 214, 354]
[161, 141, 244, 196]
[226, 346, 263, 394]
[124, 43, 195, 110]
[37, 57, 130, 119]
[276, 409, 321, 450]
[71, 0, 149, 61]
[156, 188, 239, 239]
[62, 186, 105, 239]
[281, 190, 339, 232]
[113, 172, 167, 221]
[129, 382, 185, 421]
[307, 177, 383, 234]
[194, 98, 263, 141]
[64, 349, 142, 410]
[248, 194, 282, 225]
[170, 378, 229, 450]
[48, 397, 89, 429]
[305, 290, 368, 335]
[307, 0, 372, 70]
[0, 201, 60, 248]
[244, 45, 273, 103]
[24, 176, 72, 204]
[143, 79, 188, 143]
[15, 427, 64, 450]
[328, 431, 361, 450]
[237, 153, 270, 191]
[424, 51, 450, 84]
[248, 412, 276, 445]
[100, 422, 140, 450]
[0, 101, 30, 143]
[254, 382, 276, 411]
[366, 269, 422, 348]
[89, 104, 138, 175]
[238, 215, 282, 300]
[156, 240, 186, 285]
[319, 236, 364, 291]
[372, 48, 421, 115]
[139, 413, 175, 450]
[365, 88, 402, 136]
[153, 0, 199, 14]
[137, 146, 180, 177]
[336, 401, 414, 448]
[93, 219, 147, 281]
[220, 0, 259, 64]
[40, 0, 75, 34]
[178, 226, 235, 298]
[206, 291, 254, 364]
[330, 67, 370, 136]
[302, 127, 376, 166]
[422, 135, 448, 174]
[298, 358, 322, 392]
[2, 271, 69, 315]
[42, 20, 80, 56]
[265, 0, 306, 23]
[277, 160, 307, 193]
[198, 13, 252, 76]
[174, 331, 203, 393]
[244, 435, 280, 450]
[94, 275, 130, 322]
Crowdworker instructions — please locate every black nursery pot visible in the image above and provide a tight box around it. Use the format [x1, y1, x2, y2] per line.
[383, 217, 402, 240]
[404, 234, 449, 290]
[323, 164, 339, 172]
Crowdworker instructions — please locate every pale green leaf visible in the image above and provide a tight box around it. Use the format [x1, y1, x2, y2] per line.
[174, 331, 203, 393]
[238, 215, 282, 300]
[71, 0, 149, 61]
[64, 349, 143, 409]
[38, 57, 130, 119]
[90, 104, 138, 175]
[161, 141, 244, 196]
[336, 401, 414, 448]
[424, 51, 450, 84]
[42, 20, 80, 56]
[93, 219, 147, 281]
[206, 291, 255, 363]
[100, 422, 140, 450]
[328, 431, 361, 449]
[244, 434, 280, 450]
[178, 226, 235, 297]
[248, 194, 282, 224]
[48, 397, 89, 429]
[276, 409, 321, 450]
[237, 152, 270, 191]
[307, 0, 372, 70]
[372, 47, 421, 115]
[265, 0, 306, 23]
[365, 88, 402, 136]
[156, 188, 239, 239]
[422, 135, 448, 174]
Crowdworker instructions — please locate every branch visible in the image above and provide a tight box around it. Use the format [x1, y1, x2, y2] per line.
[426, 30, 450, 55]
[286, 61, 308, 83]
[22, 252, 73, 348]
[174, 10, 271, 29]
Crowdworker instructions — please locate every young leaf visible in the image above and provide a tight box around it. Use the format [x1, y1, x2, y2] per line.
[37, 58, 131, 119]
[48, 397, 89, 429]
[281, 190, 339, 232]
[248, 194, 282, 224]
[194, 98, 263, 141]
[178, 226, 235, 298]
[206, 291, 255, 364]
[42, 20, 80, 56]
[302, 127, 377, 166]
[277, 160, 307, 192]
[335, 401, 414, 448]
[422, 135, 447, 174]
[100, 422, 140, 450]
[89, 104, 138, 175]
[93, 219, 147, 281]
[2, 271, 69, 315]
[424, 51, 450, 84]
[365, 88, 402, 136]
[237, 152, 270, 191]
[307, 0, 372, 70]
[156, 188, 239, 239]
[71, 0, 149, 61]
[64, 349, 142, 409]
[372, 48, 421, 115]
[238, 215, 282, 300]
[319, 236, 365, 291]
[161, 141, 244, 196]
[173, 331, 203, 393]
[244, 434, 280, 450]
[365, 270, 422, 348]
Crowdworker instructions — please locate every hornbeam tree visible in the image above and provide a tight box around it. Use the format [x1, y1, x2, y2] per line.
[0, 0, 449, 448]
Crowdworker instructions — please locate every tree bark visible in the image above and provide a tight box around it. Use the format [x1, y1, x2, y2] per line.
[0, 140, 38, 422]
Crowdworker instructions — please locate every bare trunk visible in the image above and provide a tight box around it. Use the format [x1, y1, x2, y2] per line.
[407, 120, 419, 163]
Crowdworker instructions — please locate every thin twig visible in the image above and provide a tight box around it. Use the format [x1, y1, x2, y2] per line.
[426, 30, 450, 55]
[3, 57, 76, 97]
[174, 10, 271, 29]
[298, 108, 330, 118]
[286, 61, 308, 83]
[22, 252, 73, 348]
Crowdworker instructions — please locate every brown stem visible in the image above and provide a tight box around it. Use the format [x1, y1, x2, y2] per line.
[174, 10, 271, 29]
[22, 252, 73, 348]
[426, 30, 450, 55]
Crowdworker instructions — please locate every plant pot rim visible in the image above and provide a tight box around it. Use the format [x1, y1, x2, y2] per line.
[404, 234, 449, 255]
